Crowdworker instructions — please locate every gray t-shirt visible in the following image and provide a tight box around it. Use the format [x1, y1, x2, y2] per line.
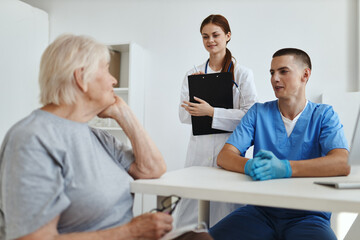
[0, 109, 135, 240]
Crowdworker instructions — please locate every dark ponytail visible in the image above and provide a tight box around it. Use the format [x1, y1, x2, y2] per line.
[222, 48, 234, 80]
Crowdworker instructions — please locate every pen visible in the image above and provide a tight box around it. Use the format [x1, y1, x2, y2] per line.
[194, 65, 199, 73]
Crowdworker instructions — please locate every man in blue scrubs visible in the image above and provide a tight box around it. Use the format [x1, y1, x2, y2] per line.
[209, 48, 350, 240]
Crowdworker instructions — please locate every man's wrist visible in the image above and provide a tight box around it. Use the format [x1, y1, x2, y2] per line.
[244, 159, 252, 175]
[284, 160, 292, 178]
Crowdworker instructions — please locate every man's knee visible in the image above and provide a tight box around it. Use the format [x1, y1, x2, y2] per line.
[209, 206, 276, 240]
[283, 216, 336, 240]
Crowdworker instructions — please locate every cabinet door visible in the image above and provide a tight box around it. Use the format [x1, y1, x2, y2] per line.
[128, 43, 145, 124]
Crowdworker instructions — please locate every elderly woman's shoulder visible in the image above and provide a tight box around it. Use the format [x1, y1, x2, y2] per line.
[1, 110, 46, 147]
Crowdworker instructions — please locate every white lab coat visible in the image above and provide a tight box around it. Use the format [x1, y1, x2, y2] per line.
[174, 60, 258, 228]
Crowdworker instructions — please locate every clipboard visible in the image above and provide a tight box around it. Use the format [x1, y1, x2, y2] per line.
[188, 72, 233, 136]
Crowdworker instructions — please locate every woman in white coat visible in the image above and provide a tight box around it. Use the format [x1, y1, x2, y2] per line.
[175, 14, 258, 228]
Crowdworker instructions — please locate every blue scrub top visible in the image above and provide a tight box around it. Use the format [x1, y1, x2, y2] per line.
[226, 100, 349, 219]
[227, 100, 349, 160]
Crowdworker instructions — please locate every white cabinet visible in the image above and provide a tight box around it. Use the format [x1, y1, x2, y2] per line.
[89, 43, 144, 145]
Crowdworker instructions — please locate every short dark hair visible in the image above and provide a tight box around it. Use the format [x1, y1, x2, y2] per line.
[273, 48, 312, 70]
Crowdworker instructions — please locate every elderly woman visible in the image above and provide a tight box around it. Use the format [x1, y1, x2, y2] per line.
[0, 34, 172, 240]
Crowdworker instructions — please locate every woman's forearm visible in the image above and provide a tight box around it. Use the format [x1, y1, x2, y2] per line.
[113, 100, 166, 179]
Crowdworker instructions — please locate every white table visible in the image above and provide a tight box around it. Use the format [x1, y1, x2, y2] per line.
[131, 166, 360, 237]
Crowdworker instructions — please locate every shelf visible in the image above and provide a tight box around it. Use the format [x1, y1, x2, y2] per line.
[109, 44, 129, 53]
[93, 126, 123, 131]
[113, 87, 129, 93]
[88, 116, 122, 130]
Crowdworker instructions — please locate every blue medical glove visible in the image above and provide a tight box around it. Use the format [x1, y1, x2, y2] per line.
[244, 157, 260, 177]
[252, 150, 292, 181]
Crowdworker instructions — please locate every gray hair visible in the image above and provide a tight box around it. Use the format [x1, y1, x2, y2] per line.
[39, 34, 110, 105]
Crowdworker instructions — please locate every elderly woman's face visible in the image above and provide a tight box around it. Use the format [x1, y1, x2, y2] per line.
[86, 60, 117, 110]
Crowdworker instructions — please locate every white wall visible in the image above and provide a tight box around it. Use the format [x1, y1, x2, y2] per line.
[0, 0, 48, 142]
[20, 0, 359, 172]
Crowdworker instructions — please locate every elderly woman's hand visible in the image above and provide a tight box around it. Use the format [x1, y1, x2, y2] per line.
[98, 96, 127, 119]
[127, 212, 173, 239]
[16, 212, 173, 240]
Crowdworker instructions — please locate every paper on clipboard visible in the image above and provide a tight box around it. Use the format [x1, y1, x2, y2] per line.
[188, 72, 233, 136]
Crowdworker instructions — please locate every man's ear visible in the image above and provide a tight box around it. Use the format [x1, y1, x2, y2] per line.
[74, 68, 87, 92]
[303, 68, 311, 83]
